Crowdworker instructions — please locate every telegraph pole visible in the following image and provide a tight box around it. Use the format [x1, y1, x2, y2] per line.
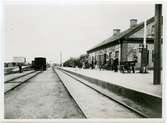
[153, 4, 162, 84]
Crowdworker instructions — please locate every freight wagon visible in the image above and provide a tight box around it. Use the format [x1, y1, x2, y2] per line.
[34, 57, 46, 71]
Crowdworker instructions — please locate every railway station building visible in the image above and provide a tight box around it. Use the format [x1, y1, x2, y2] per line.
[87, 17, 162, 69]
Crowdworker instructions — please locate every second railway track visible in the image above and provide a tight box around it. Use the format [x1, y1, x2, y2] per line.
[53, 67, 146, 118]
[4, 71, 42, 94]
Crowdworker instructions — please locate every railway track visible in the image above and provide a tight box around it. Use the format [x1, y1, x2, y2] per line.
[52, 67, 87, 118]
[5, 68, 85, 119]
[5, 70, 37, 83]
[53, 67, 147, 118]
[4, 71, 42, 94]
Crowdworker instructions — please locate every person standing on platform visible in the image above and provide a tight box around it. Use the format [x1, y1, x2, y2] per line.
[18, 64, 22, 73]
[132, 56, 138, 73]
[113, 57, 118, 72]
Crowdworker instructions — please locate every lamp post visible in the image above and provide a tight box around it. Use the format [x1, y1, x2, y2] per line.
[138, 19, 149, 73]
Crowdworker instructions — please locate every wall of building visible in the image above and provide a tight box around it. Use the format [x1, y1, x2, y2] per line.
[106, 44, 121, 60]
[88, 44, 121, 67]
[121, 42, 128, 62]
[88, 42, 154, 69]
[127, 21, 155, 69]
[127, 43, 154, 69]
[126, 43, 141, 68]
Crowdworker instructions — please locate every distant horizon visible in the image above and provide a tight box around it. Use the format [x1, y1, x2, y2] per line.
[4, 1, 156, 64]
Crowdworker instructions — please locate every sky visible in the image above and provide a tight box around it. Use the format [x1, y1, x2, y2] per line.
[4, 0, 155, 64]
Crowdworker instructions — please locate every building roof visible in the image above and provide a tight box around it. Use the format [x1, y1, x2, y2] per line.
[87, 17, 154, 53]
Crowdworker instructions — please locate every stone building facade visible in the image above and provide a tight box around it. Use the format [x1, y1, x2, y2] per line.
[87, 17, 161, 69]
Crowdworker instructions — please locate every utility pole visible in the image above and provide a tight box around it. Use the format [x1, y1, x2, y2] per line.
[153, 4, 162, 84]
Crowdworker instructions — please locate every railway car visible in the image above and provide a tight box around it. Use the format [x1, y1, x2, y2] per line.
[34, 57, 46, 71]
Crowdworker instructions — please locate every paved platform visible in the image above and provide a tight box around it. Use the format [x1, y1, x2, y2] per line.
[60, 67, 162, 98]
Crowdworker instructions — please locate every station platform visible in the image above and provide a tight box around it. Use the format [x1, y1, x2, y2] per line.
[57, 67, 162, 117]
[60, 67, 162, 98]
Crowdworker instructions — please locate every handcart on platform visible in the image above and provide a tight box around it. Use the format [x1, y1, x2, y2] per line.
[119, 61, 137, 73]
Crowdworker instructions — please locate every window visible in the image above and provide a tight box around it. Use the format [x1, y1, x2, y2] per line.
[115, 51, 119, 58]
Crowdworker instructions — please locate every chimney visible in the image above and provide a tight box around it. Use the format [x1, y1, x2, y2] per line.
[130, 19, 137, 27]
[113, 29, 121, 36]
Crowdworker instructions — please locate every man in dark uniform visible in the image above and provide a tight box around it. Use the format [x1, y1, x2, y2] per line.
[132, 56, 138, 73]
[113, 57, 118, 72]
[18, 64, 22, 73]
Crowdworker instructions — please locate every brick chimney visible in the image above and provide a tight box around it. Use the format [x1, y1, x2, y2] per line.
[113, 29, 121, 36]
[130, 19, 137, 27]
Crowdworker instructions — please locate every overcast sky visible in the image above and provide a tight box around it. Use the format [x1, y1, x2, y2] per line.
[4, 1, 155, 64]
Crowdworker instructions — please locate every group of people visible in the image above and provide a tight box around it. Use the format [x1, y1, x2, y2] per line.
[87, 55, 137, 73]
[87, 57, 119, 72]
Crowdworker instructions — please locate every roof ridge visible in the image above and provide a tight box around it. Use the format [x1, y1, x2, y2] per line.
[87, 17, 154, 53]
